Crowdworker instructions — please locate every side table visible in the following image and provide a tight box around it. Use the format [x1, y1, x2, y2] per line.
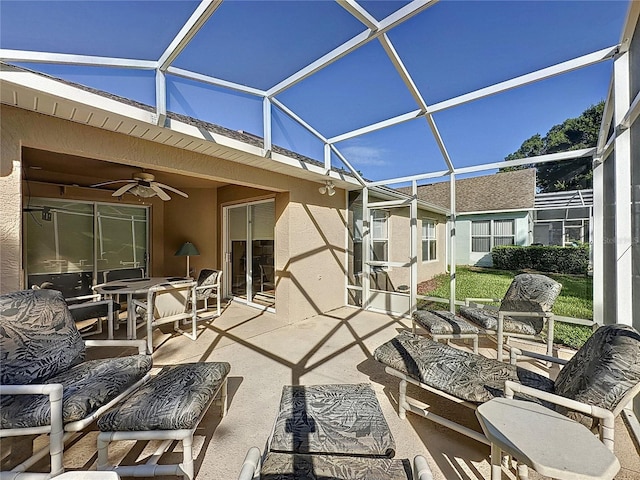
[476, 397, 620, 480]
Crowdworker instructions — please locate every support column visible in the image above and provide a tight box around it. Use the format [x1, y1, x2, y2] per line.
[410, 180, 418, 315]
[449, 172, 457, 313]
[614, 51, 633, 326]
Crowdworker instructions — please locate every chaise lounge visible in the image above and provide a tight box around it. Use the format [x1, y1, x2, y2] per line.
[373, 324, 640, 450]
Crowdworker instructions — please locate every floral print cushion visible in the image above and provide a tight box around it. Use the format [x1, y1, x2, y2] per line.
[1, 355, 152, 428]
[459, 274, 561, 336]
[458, 307, 541, 335]
[500, 274, 562, 313]
[413, 310, 479, 335]
[98, 361, 230, 432]
[553, 324, 640, 427]
[195, 269, 220, 301]
[373, 331, 554, 404]
[260, 452, 412, 480]
[269, 384, 396, 458]
[0, 289, 85, 385]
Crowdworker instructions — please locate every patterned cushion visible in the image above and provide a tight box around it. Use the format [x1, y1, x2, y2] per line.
[458, 307, 540, 335]
[459, 274, 561, 335]
[260, 452, 412, 480]
[554, 324, 640, 427]
[195, 269, 220, 301]
[97, 361, 230, 432]
[1, 355, 152, 428]
[413, 310, 479, 335]
[373, 331, 554, 404]
[500, 274, 562, 313]
[270, 384, 396, 458]
[0, 289, 85, 385]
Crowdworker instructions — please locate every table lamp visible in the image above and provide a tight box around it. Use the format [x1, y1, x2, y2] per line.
[175, 241, 200, 277]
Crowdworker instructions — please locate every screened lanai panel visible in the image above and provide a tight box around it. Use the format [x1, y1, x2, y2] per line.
[171, 1, 364, 90]
[384, 1, 628, 105]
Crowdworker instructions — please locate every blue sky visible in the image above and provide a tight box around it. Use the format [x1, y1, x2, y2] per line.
[0, 0, 631, 183]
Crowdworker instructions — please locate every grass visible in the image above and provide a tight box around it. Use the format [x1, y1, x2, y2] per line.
[418, 266, 594, 350]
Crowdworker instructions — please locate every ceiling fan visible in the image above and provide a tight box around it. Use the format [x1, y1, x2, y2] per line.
[91, 172, 188, 201]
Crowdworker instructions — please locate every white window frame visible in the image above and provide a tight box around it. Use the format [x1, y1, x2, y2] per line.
[421, 218, 437, 262]
[471, 218, 515, 253]
[371, 209, 389, 265]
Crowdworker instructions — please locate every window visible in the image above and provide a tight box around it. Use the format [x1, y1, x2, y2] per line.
[471, 219, 515, 252]
[422, 218, 437, 261]
[371, 210, 389, 262]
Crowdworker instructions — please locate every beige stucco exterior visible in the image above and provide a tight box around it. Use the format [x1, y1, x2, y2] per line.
[0, 104, 351, 322]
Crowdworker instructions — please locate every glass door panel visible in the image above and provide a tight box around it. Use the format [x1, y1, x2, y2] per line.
[228, 205, 247, 297]
[224, 200, 275, 309]
[250, 202, 275, 305]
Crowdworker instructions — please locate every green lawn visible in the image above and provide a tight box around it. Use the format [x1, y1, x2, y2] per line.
[418, 266, 593, 350]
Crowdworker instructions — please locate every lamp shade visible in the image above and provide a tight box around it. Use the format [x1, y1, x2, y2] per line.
[175, 242, 200, 257]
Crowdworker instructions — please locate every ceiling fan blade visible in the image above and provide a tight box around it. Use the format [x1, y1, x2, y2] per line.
[112, 183, 136, 197]
[150, 184, 171, 201]
[91, 179, 134, 187]
[154, 182, 189, 198]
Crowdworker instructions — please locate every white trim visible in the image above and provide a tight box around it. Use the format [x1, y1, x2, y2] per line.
[338, 0, 379, 30]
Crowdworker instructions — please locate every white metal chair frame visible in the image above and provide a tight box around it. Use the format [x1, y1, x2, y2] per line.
[133, 280, 197, 353]
[463, 297, 555, 362]
[0, 340, 149, 480]
[384, 344, 638, 452]
[194, 270, 222, 317]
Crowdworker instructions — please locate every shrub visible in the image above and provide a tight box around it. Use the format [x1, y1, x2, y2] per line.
[492, 245, 589, 274]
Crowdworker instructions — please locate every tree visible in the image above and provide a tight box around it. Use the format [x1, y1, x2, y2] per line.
[500, 102, 604, 192]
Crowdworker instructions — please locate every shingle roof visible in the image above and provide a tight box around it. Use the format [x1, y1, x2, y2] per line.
[409, 169, 536, 213]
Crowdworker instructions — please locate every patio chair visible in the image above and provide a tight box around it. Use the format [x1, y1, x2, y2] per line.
[463, 273, 562, 360]
[0, 289, 151, 478]
[193, 268, 223, 316]
[31, 278, 121, 339]
[237, 383, 434, 480]
[373, 324, 640, 451]
[133, 280, 197, 353]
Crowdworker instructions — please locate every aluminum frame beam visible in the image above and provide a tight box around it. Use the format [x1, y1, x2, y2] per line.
[167, 67, 267, 97]
[0, 49, 156, 69]
[267, 0, 438, 97]
[338, 0, 379, 31]
[158, 0, 223, 72]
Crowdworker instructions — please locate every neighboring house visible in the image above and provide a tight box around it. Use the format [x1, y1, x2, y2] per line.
[0, 64, 447, 321]
[412, 169, 536, 267]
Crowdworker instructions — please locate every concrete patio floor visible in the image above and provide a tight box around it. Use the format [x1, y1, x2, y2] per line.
[12, 301, 640, 479]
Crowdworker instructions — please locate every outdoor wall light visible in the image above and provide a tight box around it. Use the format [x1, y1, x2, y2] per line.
[318, 180, 336, 196]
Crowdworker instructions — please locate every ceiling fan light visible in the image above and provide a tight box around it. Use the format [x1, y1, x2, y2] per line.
[129, 184, 157, 198]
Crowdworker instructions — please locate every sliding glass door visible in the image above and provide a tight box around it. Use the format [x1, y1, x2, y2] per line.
[224, 200, 275, 309]
[24, 198, 148, 291]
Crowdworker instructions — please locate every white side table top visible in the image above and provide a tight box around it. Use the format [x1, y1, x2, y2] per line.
[476, 397, 620, 480]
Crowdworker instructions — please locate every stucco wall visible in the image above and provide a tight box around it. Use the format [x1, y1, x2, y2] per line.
[0, 105, 347, 323]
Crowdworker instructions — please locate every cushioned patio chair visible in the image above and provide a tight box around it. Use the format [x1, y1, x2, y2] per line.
[373, 324, 640, 451]
[133, 279, 197, 353]
[460, 273, 562, 360]
[237, 383, 434, 480]
[0, 289, 151, 478]
[193, 268, 222, 317]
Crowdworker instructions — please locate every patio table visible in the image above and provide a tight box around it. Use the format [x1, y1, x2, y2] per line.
[94, 276, 190, 340]
[476, 397, 620, 480]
